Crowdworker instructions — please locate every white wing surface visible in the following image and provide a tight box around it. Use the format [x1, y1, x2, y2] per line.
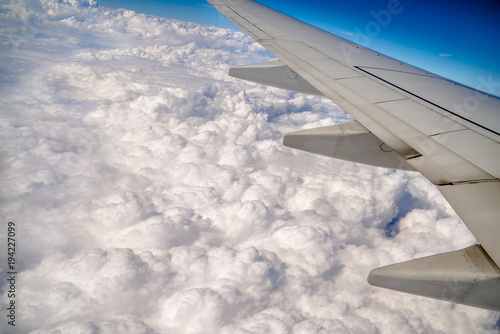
[208, 0, 500, 311]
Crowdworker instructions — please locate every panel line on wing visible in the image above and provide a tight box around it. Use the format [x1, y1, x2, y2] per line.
[355, 66, 500, 138]
[359, 66, 500, 100]
[373, 98, 408, 104]
[429, 129, 468, 137]
[356, 66, 442, 79]
[225, 6, 273, 40]
[436, 179, 500, 186]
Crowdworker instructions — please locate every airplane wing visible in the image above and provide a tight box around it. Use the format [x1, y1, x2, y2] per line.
[208, 0, 500, 311]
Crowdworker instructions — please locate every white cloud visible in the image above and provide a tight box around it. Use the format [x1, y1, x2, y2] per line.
[1, 0, 498, 333]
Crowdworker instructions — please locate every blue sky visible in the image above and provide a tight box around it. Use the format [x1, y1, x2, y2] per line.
[98, 0, 500, 95]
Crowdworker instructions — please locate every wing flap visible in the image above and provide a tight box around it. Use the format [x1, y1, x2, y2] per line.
[336, 76, 404, 104]
[431, 130, 500, 179]
[375, 99, 467, 136]
[438, 182, 500, 257]
[357, 66, 500, 139]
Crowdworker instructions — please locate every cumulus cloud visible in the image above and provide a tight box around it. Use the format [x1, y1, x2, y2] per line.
[0, 0, 498, 333]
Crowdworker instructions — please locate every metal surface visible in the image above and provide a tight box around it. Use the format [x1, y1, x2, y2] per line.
[229, 60, 323, 95]
[208, 0, 500, 310]
[368, 245, 500, 311]
[283, 121, 415, 170]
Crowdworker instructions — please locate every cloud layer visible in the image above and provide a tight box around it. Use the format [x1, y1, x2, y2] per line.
[1, 0, 498, 333]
